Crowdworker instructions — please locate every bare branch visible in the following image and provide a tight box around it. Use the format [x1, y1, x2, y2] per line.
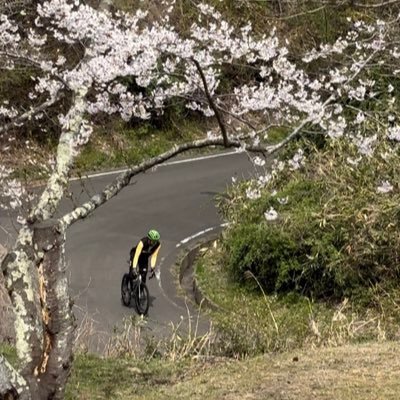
[275, 5, 327, 21]
[216, 105, 258, 131]
[191, 58, 230, 147]
[353, 0, 400, 8]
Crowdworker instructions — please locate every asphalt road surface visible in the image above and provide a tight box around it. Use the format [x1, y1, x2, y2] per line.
[0, 151, 255, 350]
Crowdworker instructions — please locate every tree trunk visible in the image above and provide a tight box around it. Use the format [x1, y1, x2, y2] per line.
[32, 220, 75, 400]
[0, 244, 14, 344]
[0, 355, 28, 400]
[0, 220, 75, 400]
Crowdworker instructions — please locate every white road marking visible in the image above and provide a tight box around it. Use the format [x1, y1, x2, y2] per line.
[155, 256, 181, 309]
[69, 151, 239, 181]
[176, 223, 229, 248]
[161, 150, 238, 166]
[156, 223, 229, 309]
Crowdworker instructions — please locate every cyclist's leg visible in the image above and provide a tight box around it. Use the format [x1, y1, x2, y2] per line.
[128, 246, 137, 277]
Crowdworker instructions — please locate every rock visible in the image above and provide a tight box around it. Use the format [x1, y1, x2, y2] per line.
[0, 244, 15, 344]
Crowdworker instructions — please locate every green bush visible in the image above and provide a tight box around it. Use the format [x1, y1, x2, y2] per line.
[221, 139, 400, 302]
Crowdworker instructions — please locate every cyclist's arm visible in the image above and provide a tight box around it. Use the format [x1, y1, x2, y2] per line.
[132, 240, 144, 270]
[150, 244, 161, 270]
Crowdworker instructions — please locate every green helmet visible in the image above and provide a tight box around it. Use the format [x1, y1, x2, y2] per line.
[148, 229, 160, 241]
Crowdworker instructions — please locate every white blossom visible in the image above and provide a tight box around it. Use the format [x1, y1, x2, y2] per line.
[264, 207, 278, 221]
[16, 215, 27, 225]
[288, 149, 305, 170]
[355, 111, 365, 124]
[277, 196, 288, 205]
[246, 187, 261, 200]
[257, 174, 272, 186]
[346, 156, 362, 166]
[207, 130, 218, 140]
[353, 134, 377, 156]
[387, 125, 400, 141]
[376, 180, 393, 194]
[253, 156, 265, 167]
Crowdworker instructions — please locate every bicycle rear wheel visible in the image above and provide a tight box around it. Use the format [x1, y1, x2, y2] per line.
[121, 273, 132, 306]
[135, 282, 149, 315]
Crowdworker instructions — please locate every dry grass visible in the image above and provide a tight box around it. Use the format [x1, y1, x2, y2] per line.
[130, 341, 400, 400]
[65, 340, 400, 399]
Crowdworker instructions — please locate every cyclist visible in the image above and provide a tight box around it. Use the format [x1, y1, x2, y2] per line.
[129, 229, 161, 283]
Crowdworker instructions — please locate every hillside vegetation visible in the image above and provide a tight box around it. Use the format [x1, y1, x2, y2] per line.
[2, 1, 400, 399]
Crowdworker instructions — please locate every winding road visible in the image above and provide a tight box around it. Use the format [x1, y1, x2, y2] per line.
[66, 151, 254, 349]
[0, 151, 254, 349]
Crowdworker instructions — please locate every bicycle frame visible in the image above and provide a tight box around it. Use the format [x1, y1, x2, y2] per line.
[122, 260, 150, 315]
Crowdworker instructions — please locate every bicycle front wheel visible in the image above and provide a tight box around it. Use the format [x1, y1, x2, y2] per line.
[135, 282, 150, 315]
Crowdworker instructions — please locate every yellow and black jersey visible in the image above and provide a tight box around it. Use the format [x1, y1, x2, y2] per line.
[131, 237, 161, 271]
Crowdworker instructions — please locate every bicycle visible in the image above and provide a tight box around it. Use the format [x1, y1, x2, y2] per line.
[121, 267, 150, 316]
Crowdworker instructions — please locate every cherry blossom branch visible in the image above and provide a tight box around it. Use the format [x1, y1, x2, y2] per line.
[0, 51, 69, 88]
[59, 136, 269, 229]
[0, 94, 63, 135]
[55, 42, 386, 231]
[176, 93, 258, 131]
[268, 117, 315, 154]
[267, 51, 378, 152]
[345, 105, 387, 128]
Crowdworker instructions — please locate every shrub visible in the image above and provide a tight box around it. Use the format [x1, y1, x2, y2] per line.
[221, 139, 400, 302]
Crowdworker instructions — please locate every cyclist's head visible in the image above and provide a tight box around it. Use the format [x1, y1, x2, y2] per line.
[147, 229, 160, 242]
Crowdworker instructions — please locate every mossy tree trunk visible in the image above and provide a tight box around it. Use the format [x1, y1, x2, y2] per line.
[0, 220, 75, 400]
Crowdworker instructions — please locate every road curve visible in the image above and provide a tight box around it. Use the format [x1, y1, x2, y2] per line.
[1, 151, 255, 349]
[66, 151, 256, 348]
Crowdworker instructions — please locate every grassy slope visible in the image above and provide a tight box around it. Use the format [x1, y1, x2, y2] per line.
[63, 342, 400, 399]
[2, 341, 399, 399]
[159, 342, 400, 400]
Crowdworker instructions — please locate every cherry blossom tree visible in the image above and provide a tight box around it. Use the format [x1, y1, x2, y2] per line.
[0, 0, 398, 398]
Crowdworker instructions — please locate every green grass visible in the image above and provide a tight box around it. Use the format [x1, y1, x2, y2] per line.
[10, 117, 207, 181]
[0, 344, 17, 367]
[194, 242, 400, 357]
[72, 119, 206, 174]
[66, 355, 188, 400]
